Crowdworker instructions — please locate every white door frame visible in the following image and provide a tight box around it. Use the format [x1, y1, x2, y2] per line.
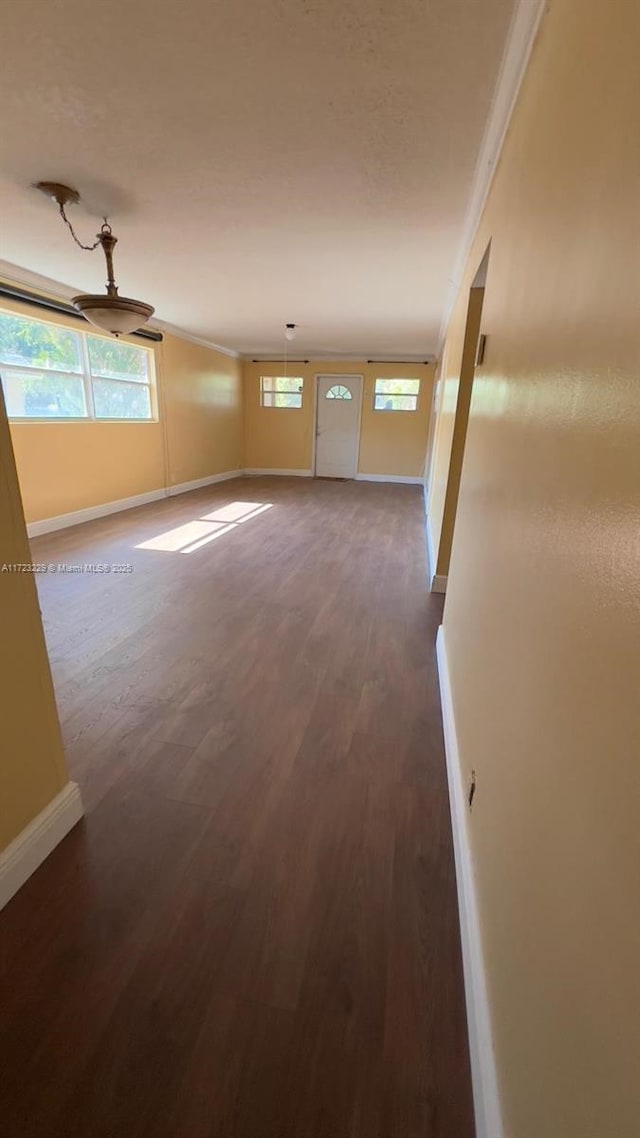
[312, 373, 364, 478]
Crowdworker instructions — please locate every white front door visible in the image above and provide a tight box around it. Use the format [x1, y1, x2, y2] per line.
[315, 375, 363, 478]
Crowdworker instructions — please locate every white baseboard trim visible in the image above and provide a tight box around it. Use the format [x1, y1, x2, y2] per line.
[0, 781, 84, 911]
[244, 468, 313, 477]
[167, 469, 242, 496]
[436, 627, 504, 1138]
[27, 488, 167, 537]
[26, 470, 243, 537]
[425, 515, 448, 594]
[426, 514, 437, 576]
[355, 473, 423, 484]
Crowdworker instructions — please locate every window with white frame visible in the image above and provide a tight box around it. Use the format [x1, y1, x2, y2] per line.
[373, 377, 420, 412]
[260, 375, 303, 409]
[0, 310, 154, 421]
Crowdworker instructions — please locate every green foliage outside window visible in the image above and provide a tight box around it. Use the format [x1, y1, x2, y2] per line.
[0, 312, 81, 371]
[87, 335, 149, 382]
[374, 377, 420, 411]
[0, 310, 153, 420]
[93, 378, 152, 419]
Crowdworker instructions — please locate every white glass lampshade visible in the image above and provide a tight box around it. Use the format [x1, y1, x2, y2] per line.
[72, 294, 155, 336]
[285, 324, 296, 341]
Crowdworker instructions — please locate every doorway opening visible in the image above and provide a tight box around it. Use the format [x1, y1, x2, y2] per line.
[426, 243, 490, 592]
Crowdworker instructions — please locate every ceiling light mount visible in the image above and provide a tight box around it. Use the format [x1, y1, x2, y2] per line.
[33, 180, 154, 336]
[35, 181, 80, 209]
[285, 322, 297, 341]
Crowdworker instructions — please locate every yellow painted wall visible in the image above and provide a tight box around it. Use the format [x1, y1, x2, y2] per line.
[1, 291, 244, 523]
[161, 333, 244, 486]
[0, 385, 70, 851]
[243, 360, 433, 476]
[431, 2, 640, 1135]
[11, 420, 165, 522]
[243, 361, 313, 472]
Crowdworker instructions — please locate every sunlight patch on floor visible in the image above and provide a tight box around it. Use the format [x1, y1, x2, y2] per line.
[135, 502, 273, 554]
[179, 523, 237, 554]
[200, 501, 264, 523]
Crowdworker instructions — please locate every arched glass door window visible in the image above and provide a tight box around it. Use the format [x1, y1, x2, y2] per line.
[325, 384, 352, 400]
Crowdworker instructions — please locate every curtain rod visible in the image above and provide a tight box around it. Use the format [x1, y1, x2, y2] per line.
[252, 359, 429, 365]
[0, 283, 163, 343]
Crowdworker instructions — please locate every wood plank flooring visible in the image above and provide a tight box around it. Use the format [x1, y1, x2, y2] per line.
[0, 477, 474, 1138]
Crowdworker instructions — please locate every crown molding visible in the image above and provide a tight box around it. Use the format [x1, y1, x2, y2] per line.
[150, 318, 239, 358]
[244, 352, 434, 364]
[437, 0, 548, 351]
[0, 259, 240, 358]
[0, 259, 79, 304]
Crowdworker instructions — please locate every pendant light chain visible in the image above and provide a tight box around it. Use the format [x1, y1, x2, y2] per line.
[34, 180, 154, 334]
[57, 200, 111, 251]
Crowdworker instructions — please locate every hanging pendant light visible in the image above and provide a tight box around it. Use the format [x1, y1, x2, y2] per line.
[34, 182, 154, 336]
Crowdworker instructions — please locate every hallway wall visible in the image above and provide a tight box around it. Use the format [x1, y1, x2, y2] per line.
[432, 1, 640, 1135]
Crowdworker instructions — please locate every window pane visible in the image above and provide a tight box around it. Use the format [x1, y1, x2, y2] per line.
[274, 376, 303, 393]
[261, 376, 303, 392]
[0, 311, 82, 373]
[375, 378, 420, 396]
[87, 335, 150, 382]
[374, 393, 418, 412]
[326, 385, 352, 399]
[263, 391, 302, 408]
[274, 392, 302, 408]
[92, 377, 152, 419]
[1, 369, 87, 418]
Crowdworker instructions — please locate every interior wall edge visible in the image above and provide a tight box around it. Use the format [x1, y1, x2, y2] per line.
[437, 0, 548, 350]
[0, 781, 84, 910]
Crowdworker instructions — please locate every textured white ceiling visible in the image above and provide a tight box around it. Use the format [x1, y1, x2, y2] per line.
[0, 0, 515, 357]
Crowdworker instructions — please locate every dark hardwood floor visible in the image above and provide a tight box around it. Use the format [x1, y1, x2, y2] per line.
[0, 476, 474, 1138]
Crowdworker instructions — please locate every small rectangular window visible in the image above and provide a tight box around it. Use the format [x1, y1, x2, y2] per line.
[260, 375, 303, 408]
[0, 310, 154, 421]
[374, 377, 420, 412]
